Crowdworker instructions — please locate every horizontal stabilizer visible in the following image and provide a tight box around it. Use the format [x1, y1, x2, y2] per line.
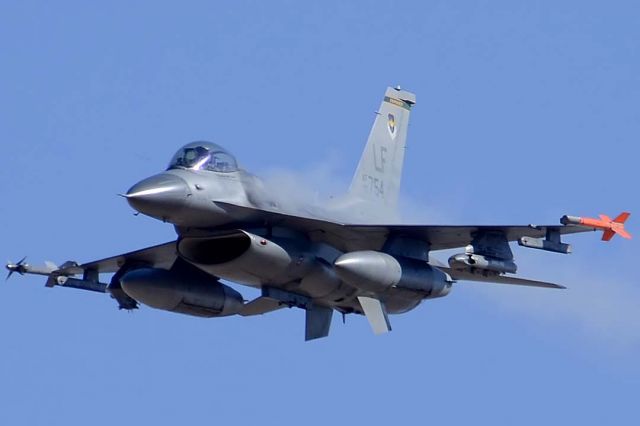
[358, 296, 392, 334]
[440, 267, 565, 289]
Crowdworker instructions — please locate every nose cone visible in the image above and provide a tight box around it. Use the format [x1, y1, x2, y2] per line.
[125, 173, 190, 221]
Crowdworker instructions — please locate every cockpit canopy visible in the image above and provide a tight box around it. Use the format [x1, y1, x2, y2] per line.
[168, 141, 238, 173]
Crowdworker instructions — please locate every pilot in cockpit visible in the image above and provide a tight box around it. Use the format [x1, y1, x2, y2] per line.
[168, 142, 238, 173]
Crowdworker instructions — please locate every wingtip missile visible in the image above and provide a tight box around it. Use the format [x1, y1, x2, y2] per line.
[561, 212, 632, 241]
[5, 258, 63, 281]
[5, 256, 27, 280]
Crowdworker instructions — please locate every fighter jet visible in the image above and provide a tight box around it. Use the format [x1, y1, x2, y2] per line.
[6, 87, 632, 340]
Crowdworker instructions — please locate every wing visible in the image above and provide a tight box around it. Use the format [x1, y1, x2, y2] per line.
[342, 223, 590, 251]
[58, 241, 178, 275]
[211, 202, 596, 252]
[56, 204, 614, 278]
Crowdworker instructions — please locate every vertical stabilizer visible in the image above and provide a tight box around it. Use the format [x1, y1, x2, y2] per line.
[348, 87, 416, 214]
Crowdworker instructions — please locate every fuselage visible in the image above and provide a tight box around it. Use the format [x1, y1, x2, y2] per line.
[123, 141, 440, 315]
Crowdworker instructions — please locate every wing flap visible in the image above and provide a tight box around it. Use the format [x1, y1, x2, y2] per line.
[440, 267, 565, 289]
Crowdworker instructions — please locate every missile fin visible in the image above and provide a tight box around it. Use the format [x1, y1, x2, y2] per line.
[602, 229, 615, 241]
[613, 212, 631, 224]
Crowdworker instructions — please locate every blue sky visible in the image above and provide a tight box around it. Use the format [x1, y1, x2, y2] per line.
[1, 1, 638, 424]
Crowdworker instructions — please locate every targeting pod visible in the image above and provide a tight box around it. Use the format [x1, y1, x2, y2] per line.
[448, 253, 517, 274]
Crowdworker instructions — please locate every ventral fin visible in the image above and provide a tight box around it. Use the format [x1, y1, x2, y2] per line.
[305, 305, 333, 341]
[358, 296, 392, 335]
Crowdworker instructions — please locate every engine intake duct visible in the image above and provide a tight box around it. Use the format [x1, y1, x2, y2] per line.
[178, 231, 251, 265]
[177, 230, 320, 287]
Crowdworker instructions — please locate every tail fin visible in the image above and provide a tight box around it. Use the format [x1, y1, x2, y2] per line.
[613, 212, 631, 224]
[602, 212, 632, 241]
[348, 87, 416, 212]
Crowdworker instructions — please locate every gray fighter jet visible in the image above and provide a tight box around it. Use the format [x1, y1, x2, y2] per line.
[6, 87, 632, 340]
